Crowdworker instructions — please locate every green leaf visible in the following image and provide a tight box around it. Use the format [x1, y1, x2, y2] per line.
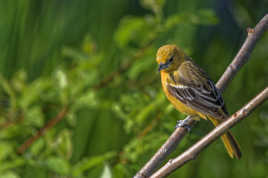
[114, 16, 157, 48]
[165, 9, 218, 30]
[0, 142, 13, 161]
[114, 17, 145, 48]
[56, 129, 72, 159]
[30, 138, 45, 156]
[0, 75, 16, 110]
[128, 59, 154, 80]
[100, 164, 112, 178]
[56, 70, 68, 89]
[72, 152, 116, 177]
[19, 78, 51, 109]
[24, 106, 44, 127]
[140, 0, 165, 14]
[0, 158, 25, 172]
[45, 157, 70, 175]
[135, 93, 165, 124]
[0, 172, 19, 178]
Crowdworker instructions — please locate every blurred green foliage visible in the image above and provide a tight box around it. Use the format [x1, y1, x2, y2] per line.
[0, 0, 267, 178]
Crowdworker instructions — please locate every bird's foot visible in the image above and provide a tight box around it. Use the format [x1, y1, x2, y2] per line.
[175, 116, 193, 132]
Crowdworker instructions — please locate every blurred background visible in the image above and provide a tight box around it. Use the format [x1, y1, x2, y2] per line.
[0, 0, 267, 178]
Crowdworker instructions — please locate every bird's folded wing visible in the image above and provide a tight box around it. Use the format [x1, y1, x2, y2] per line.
[167, 60, 228, 119]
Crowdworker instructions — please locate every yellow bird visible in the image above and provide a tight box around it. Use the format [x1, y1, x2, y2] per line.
[156, 44, 241, 159]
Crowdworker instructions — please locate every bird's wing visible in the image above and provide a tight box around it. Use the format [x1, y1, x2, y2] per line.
[167, 60, 228, 119]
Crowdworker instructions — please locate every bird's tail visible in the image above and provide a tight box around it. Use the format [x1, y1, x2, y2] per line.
[209, 117, 242, 159]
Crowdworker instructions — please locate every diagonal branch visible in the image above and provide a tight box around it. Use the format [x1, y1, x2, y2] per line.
[17, 106, 68, 154]
[217, 14, 268, 92]
[134, 14, 268, 178]
[151, 87, 268, 178]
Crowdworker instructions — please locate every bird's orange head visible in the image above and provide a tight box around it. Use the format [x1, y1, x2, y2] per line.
[156, 44, 185, 72]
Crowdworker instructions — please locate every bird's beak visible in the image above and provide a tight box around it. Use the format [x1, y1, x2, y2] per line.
[158, 62, 169, 72]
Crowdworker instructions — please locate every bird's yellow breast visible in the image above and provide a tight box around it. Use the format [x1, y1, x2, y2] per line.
[160, 72, 207, 119]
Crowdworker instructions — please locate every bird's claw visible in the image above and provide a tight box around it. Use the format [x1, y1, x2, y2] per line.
[175, 118, 191, 132]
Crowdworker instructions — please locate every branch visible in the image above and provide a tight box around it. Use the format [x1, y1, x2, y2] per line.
[151, 87, 268, 178]
[0, 114, 24, 129]
[134, 116, 195, 178]
[134, 14, 268, 178]
[217, 14, 268, 92]
[17, 106, 68, 154]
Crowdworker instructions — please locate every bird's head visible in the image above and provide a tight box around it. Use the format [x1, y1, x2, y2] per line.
[156, 44, 185, 72]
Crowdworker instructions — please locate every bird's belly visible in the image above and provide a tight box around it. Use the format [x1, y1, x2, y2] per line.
[161, 72, 206, 119]
[167, 94, 196, 115]
[163, 85, 207, 119]
[168, 94, 207, 119]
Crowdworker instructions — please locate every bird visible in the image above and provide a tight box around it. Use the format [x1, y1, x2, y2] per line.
[156, 44, 241, 159]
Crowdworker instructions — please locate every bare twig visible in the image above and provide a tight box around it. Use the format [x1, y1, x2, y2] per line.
[0, 113, 24, 129]
[217, 14, 268, 92]
[135, 116, 196, 178]
[17, 106, 68, 154]
[134, 14, 268, 178]
[151, 87, 268, 178]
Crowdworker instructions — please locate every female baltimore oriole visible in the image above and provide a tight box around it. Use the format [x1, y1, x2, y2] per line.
[156, 44, 241, 159]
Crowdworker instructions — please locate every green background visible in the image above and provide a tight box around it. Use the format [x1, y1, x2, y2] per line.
[0, 0, 267, 178]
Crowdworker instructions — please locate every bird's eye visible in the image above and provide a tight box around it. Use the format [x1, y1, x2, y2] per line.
[168, 56, 174, 63]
